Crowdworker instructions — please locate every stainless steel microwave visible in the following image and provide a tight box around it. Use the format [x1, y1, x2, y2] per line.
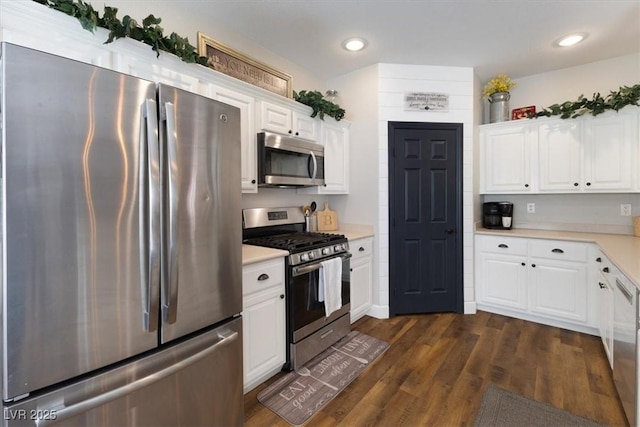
[257, 131, 325, 188]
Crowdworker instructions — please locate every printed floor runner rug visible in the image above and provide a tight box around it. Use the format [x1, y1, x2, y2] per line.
[474, 384, 605, 427]
[257, 331, 389, 426]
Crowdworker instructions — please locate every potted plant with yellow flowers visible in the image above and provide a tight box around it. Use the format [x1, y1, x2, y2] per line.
[483, 74, 516, 123]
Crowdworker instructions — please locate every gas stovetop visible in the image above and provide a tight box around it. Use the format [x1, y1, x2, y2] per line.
[243, 232, 346, 252]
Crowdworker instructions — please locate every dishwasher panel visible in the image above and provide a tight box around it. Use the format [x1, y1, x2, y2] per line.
[612, 276, 637, 427]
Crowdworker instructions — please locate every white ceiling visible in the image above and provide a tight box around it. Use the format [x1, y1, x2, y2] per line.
[174, 0, 640, 83]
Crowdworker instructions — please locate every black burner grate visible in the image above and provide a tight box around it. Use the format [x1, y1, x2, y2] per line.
[244, 232, 345, 252]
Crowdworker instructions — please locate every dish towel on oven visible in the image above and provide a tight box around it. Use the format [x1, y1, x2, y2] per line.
[318, 257, 342, 317]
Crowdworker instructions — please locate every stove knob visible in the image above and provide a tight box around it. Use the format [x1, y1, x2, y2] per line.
[308, 251, 315, 260]
[334, 244, 343, 251]
[300, 253, 309, 262]
[322, 248, 330, 255]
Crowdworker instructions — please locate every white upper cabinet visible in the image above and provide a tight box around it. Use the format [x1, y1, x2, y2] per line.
[257, 100, 318, 142]
[537, 119, 582, 192]
[582, 109, 637, 192]
[480, 123, 533, 193]
[480, 106, 640, 194]
[208, 84, 257, 193]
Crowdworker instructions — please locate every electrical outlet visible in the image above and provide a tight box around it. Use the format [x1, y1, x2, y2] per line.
[527, 203, 535, 214]
[621, 204, 632, 216]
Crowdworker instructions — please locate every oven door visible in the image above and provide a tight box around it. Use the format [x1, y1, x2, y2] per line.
[257, 132, 325, 187]
[288, 253, 351, 342]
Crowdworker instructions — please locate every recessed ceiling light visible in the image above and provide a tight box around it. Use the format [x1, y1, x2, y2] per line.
[342, 38, 367, 52]
[555, 33, 588, 47]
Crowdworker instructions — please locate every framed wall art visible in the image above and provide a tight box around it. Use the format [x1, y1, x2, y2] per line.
[197, 32, 292, 98]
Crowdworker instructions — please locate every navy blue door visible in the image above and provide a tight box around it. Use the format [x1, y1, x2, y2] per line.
[388, 122, 463, 315]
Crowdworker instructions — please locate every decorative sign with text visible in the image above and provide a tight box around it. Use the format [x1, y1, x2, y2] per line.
[404, 92, 449, 112]
[197, 32, 292, 98]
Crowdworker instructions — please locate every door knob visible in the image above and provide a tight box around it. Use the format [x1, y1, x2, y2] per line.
[446, 229, 455, 234]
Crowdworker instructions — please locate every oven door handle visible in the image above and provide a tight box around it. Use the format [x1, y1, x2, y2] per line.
[292, 253, 352, 277]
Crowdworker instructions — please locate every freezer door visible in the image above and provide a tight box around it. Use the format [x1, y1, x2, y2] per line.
[158, 84, 242, 343]
[2, 317, 243, 427]
[1, 44, 160, 400]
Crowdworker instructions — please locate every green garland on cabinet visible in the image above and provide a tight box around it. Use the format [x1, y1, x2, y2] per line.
[32, 0, 209, 65]
[293, 90, 346, 121]
[533, 83, 640, 119]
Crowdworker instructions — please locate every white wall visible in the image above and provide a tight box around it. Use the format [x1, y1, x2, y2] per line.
[85, 0, 324, 93]
[327, 63, 476, 318]
[482, 53, 640, 124]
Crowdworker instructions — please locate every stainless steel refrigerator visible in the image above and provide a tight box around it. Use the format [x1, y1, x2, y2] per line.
[1, 43, 243, 426]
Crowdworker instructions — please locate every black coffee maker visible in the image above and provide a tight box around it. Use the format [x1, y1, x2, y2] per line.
[483, 202, 514, 230]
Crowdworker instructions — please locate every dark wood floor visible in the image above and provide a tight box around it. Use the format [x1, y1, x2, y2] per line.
[244, 311, 629, 426]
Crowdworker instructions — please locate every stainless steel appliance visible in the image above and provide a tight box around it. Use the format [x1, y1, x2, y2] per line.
[612, 273, 639, 427]
[482, 201, 514, 230]
[243, 207, 350, 370]
[1, 43, 243, 426]
[257, 131, 325, 187]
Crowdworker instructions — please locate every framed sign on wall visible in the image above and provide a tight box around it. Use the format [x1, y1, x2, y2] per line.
[197, 32, 292, 98]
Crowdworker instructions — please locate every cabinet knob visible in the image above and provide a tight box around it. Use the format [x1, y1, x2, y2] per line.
[288, 130, 293, 134]
[280, 294, 285, 299]
[350, 268, 353, 272]
[603, 267, 610, 273]
[295, 132, 299, 136]
[524, 184, 529, 188]
[596, 257, 602, 263]
[257, 273, 270, 281]
[586, 182, 591, 186]
[531, 264, 536, 268]
[251, 179, 256, 184]
[573, 182, 579, 187]
[359, 247, 365, 252]
[521, 262, 526, 266]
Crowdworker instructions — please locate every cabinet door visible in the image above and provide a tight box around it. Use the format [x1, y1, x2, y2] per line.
[480, 124, 532, 193]
[292, 111, 319, 141]
[538, 119, 582, 191]
[258, 100, 292, 135]
[349, 239, 373, 323]
[319, 121, 349, 194]
[477, 253, 528, 311]
[529, 259, 588, 323]
[598, 275, 614, 368]
[242, 286, 285, 393]
[583, 111, 636, 191]
[210, 85, 257, 193]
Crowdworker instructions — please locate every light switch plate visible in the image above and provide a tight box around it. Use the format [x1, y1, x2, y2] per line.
[621, 204, 632, 216]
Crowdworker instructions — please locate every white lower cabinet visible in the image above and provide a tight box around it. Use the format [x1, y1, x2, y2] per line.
[595, 253, 615, 368]
[349, 237, 373, 322]
[242, 257, 286, 393]
[476, 235, 596, 332]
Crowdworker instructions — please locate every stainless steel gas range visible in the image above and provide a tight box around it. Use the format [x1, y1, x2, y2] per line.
[243, 207, 351, 370]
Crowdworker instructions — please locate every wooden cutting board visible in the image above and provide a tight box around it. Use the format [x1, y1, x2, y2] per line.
[316, 202, 338, 231]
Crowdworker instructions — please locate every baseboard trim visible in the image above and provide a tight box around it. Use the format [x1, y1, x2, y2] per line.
[366, 304, 389, 319]
[464, 301, 477, 314]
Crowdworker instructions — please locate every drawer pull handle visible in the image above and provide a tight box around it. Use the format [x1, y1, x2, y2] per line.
[320, 329, 334, 339]
[257, 273, 270, 281]
[551, 248, 564, 254]
[603, 267, 610, 273]
[498, 244, 509, 249]
[359, 247, 365, 252]
[596, 257, 602, 263]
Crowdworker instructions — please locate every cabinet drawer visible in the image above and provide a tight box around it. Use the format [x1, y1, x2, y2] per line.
[529, 240, 588, 262]
[243, 258, 285, 296]
[350, 238, 373, 259]
[477, 235, 527, 255]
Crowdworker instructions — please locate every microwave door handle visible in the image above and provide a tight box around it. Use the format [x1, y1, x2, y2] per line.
[140, 99, 160, 333]
[310, 150, 318, 179]
[163, 101, 180, 325]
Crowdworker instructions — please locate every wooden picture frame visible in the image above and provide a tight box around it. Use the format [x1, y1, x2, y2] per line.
[197, 32, 292, 98]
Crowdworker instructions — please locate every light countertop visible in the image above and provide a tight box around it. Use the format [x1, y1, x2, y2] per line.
[242, 245, 289, 266]
[476, 226, 640, 288]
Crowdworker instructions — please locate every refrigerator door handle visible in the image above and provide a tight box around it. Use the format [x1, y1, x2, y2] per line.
[34, 330, 239, 427]
[141, 98, 161, 332]
[163, 101, 180, 324]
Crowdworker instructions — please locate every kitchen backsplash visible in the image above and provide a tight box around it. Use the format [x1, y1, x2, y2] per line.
[242, 188, 330, 210]
[483, 193, 640, 235]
